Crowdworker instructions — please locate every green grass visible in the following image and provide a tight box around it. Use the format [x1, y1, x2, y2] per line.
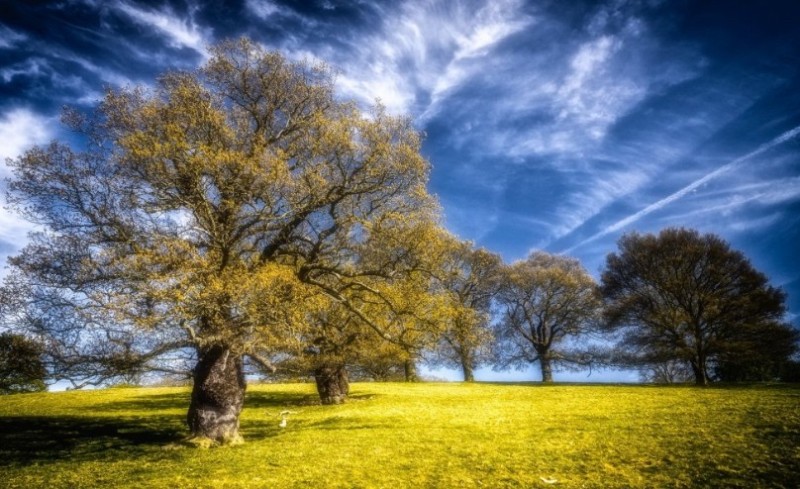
[0, 382, 798, 488]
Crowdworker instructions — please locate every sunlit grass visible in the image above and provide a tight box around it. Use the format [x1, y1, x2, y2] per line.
[1, 382, 798, 488]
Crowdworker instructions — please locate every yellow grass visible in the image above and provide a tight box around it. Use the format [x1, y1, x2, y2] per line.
[1, 382, 798, 488]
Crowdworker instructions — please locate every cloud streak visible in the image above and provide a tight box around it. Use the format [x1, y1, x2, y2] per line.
[115, 2, 209, 57]
[566, 124, 800, 252]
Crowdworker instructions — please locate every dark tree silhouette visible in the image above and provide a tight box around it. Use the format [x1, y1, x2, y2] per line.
[600, 228, 795, 385]
[0, 332, 46, 394]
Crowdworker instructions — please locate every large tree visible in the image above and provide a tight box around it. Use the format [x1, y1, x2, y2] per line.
[600, 228, 794, 386]
[494, 252, 600, 382]
[4, 38, 439, 444]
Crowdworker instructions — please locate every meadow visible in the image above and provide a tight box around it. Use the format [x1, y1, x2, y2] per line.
[0, 382, 798, 488]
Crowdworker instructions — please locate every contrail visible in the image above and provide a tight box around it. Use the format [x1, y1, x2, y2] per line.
[565, 124, 800, 253]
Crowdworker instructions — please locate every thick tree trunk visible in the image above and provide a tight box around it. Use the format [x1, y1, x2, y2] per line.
[460, 355, 475, 382]
[404, 358, 419, 382]
[314, 363, 349, 404]
[187, 346, 246, 445]
[539, 352, 554, 383]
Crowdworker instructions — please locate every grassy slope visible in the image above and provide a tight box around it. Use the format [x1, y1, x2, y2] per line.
[0, 382, 798, 488]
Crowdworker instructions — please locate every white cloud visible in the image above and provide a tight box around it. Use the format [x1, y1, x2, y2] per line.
[553, 35, 645, 141]
[727, 213, 783, 232]
[245, 0, 282, 20]
[0, 109, 54, 271]
[115, 2, 209, 57]
[330, 0, 533, 116]
[0, 57, 46, 84]
[0, 109, 54, 163]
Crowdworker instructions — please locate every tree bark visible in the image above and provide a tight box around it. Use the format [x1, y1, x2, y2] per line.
[404, 358, 419, 382]
[460, 354, 475, 382]
[691, 360, 709, 386]
[314, 363, 349, 404]
[539, 351, 554, 383]
[187, 345, 246, 444]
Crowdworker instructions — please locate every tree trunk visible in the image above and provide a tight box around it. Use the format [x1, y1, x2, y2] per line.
[404, 358, 419, 382]
[539, 352, 554, 383]
[314, 363, 349, 404]
[187, 346, 246, 445]
[460, 354, 475, 382]
[691, 360, 709, 386]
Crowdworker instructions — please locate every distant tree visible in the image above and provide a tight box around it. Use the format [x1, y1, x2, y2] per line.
[713, 321, 798, 382]
[494, 252, 600, 382]
[600, 228, 793, 386]
[259, 224, 456, 393]
[782, 360, 800, 382]
[0, 332, 46, 394]
[430, 240, 501, 381]
[4, 38, 439, 444]
[639, 359, 694, 384]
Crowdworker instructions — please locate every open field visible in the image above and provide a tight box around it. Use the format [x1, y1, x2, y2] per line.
[0, 382, 798, 488]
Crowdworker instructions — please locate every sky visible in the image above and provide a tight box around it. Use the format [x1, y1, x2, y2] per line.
[1, 0, 799, 382]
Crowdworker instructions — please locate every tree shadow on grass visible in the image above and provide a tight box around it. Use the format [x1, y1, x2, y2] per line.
[0, 415, 185, 467]
[3, 389, 384, 461]
[244, 390, 321, 408]
[242, 413, 394, 440]
[81, 392, 190, 413]
[86, 388, 349, 414]
[244, 390, 377, 408]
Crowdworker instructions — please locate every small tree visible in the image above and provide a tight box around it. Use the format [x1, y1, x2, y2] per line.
[639, 360, 694, 384]
[0, 332, 46, 394]
[600, 228, 792, 386]
[431, 240, 501, 381]
[494, 252, 600, 382]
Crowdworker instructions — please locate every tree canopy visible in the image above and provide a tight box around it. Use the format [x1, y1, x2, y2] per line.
[430, 240, 501, 381]
[600, 228, 796, 385]
[494, 252, 600, 382]
[3, 37, 442, 443]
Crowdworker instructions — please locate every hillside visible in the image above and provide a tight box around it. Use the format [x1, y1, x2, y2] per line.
[1, 382, 798, 488]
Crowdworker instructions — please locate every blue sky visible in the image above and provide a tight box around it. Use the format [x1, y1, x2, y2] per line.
[1, 0, 799, 382]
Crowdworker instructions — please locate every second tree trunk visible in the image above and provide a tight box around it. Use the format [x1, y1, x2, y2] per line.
[314, 363, 349, 404]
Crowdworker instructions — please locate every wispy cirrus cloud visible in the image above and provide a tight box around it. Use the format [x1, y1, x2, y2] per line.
[419, 2, 705, 251]
[313, 0, 534, 116]
[566, 124, 800, 252]
[245, 0, 284, 21]
[114, 2, 210, 57]
[0, 23, 26, 49]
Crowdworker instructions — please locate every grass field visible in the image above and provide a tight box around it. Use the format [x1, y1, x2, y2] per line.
[0, 382, 798, 488]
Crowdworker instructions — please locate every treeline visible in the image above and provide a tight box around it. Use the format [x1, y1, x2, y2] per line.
[0, 38, 796, 444]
